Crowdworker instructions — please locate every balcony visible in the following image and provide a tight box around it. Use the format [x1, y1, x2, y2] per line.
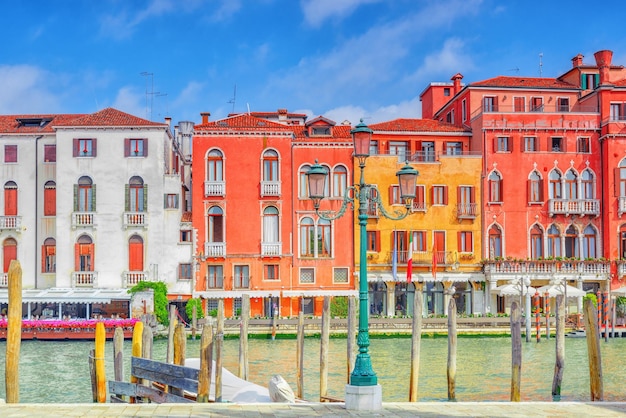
[619, 197, 626, 217]
[124, 212, 147, 228]
[260, 181, 281, 197]
[123, 271, 148, 287]
[204, 181, 225, 197]
[411, 201, 427, 213]
[0, 216, 22, 231]
[72, 271, 97, 287]
[261, 242, 282, 257]
[0, 273, 7, 287]
[456, 203, 477, 220]
[72, 212, 94, 228]
[548, 199, 600, 217]
[204, 242, 226, 258]
[483, 259, 609, 276]
[618, 261, 626, 277]
[393, 250, 455, 266]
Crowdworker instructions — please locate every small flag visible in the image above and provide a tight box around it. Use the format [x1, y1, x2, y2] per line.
[407, 232, 413, 283]
[392, 231, 398, 281]
[432, 241, 438, 280]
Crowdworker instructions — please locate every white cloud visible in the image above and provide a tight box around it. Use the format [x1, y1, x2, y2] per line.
[0, 65, 61, 113]
[300, 0, 382, 27]
[408, 38, 473, 83]
[112, 87, 147, 118]
[324, 96, 422, 125]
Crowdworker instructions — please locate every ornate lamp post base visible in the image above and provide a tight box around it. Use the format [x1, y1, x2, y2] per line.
[345, 384, 382, 411]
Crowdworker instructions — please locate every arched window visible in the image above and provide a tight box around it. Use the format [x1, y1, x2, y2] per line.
[76, 176, 94, 212]
[42, 237, 56, 273]
[3, 238, 17, 273]
[75, 235, 94, 272]
[207, 206, 224, 242]
[44, 181, 56, 216]
[206, 149, 224, 182]
[488, 225, 502, 258]
[547, 225, 561, 257]
[322, 164, 331, 197]
[564, 169, 578, 199]
[582, 169, 594, 199]
[262, 150, 279, 182]
[4, 181, 17, 216]
[332, 166, 347, 198]
[129, 235, 144, 271]
[618, 159, 626, 197]
[299, 164, 311, 198]
[582, 225, 597, 259]
[530, 225, 543, 259]
[300, 217, 315, 256]
[528, 171, 543, 203]
[549, 170, 562, 199]
[317, 219, 332, 257]
[127, 176, 145, 212]
[262, 206, 279, 244]
[620, 224, 626, 259]
[488, 171, 502, 202]
[564, 225, 579, 258]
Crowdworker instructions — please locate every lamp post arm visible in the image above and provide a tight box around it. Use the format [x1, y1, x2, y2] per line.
[368, 184, 412, 221]
[315, 185, 356, 221]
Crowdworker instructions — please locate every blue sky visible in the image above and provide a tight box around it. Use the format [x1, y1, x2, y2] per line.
[2, 0, 626, 125]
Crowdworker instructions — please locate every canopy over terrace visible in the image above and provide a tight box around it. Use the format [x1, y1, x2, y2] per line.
[0, 288, 131, 319]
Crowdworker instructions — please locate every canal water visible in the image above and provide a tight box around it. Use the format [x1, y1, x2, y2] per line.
[0, 336, 624, 403]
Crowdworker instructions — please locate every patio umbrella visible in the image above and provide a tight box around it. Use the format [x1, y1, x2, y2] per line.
[536, 284, 586, 298]
[490, 283, 536, 296]
[611, 287, 626, 297]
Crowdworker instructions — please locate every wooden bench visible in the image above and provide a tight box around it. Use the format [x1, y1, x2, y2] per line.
[108, 357, 198, 403]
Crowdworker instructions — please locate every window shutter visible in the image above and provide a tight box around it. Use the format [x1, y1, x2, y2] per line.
[143, 184, 148, 210]
[615, 168, 621, 197]
[92, 139, 97, 157]
[89, 243, 95, 269]
[73, 184, 78, 211]
[74, 243, 80, 271]
[499, 178, 503, 202]
[594, 74, 599, 87]
[73, 139, 79, 157]
[470, 186, 475, 203]
[388, 185, 394, 205]
[456, 186, 461, 205]
[417, 185, 425, 204]
[125, 184, 130, 211]
[375, 231, 381, 252]
[457, 231, 462, 252]
[124, 138, 130, 157]
[144, 139, 148, 157]
[493, 137, 498, 152]
[92, 184, 96, 211]
[429, 186, 434, 205]
[538, 178, 544, 201]
[163, 194, 167, 208]
[41, 245, 45, 273]
[443, 186, 448, 205]
[581, 74, 587, 90]
[527, 179, 532, 203]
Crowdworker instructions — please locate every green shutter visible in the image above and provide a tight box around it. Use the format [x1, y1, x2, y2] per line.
[125, 184, 130, 211]
[73, 184, 78, 211]
[143, 184, 148, 211]
[581, 74, 587, 90]
[594, 73, 599, 88]
[92, 184, 96, 211]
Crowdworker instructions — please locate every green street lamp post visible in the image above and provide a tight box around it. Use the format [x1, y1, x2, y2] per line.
[307, 119, 418, 393]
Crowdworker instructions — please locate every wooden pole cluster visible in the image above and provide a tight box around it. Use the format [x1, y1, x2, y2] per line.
[408, 284, 423, 402]
[544, 292, 550, 340]
[510, 301, 521, 401]
[296, 310, 305, 399]
[94, 322, 107, 403]
[583, 298, 604, 401]
[319, 296, 330, 401]
[447, 298, 457, 401]
[5, 260, 22, 404]
[166, 305, 177, 364]
[239, 295, 250, 380]
[551, 294, 565, 400]
[534, 293, 540, 343]
[196, 324, 214, 402]
[129, 321, 144, 403]
[215, 299, 224, 402]
[603, 292, 609, 342]
[113, 327, 125, 382]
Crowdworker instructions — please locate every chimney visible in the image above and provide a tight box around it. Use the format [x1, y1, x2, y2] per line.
[571, 54, 584, 68]
[200, 112, 211, 124]
[164, 117, 171, 127]
[594, 50, 613, 85]
[277, 108, 288, 122]
[451, 73, 463, 95]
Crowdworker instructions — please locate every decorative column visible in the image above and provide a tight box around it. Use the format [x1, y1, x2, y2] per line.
[386, 282, 396, 317]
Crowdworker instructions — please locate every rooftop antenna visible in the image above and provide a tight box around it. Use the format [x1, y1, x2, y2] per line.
[227, 84, 237, 113]
[508, 67, 520, 74]
[140, 72, 156, 120]
[539, 53, 543, 77]
[156, 93, 168, 118]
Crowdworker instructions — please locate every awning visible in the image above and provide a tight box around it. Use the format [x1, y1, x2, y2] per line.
[282, 290, 358, 298]
[196, 290, 278, 300]
[367, 272, 484, 283]
[0, 288, 131, 304]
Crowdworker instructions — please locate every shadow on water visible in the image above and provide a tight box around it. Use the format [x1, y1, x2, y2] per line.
[0, 336, 624, 403]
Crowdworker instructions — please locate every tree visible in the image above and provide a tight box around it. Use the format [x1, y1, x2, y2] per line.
[128, 281, 169, 326]
[185, 298, 205, 320]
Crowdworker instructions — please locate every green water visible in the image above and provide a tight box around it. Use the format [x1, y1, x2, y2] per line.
[0, 336, 624, 403]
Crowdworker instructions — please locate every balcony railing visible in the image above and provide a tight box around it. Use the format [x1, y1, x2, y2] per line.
[390, 250, 455, 265]
[619, 197, 626, 217]
[204, 242, 226, 258]
[618, 261, 626, 277]
[260, 181, 281, 197]
[456, 203, 477, 219]
[124, 212, 147, 228]
[0, 216, 22, 230]
[0, 273, 7, 287]
[123, 271, 148, 287]
[261, 242, 282, 257]
[204, 181, 225, 197]
[483, 259, 609, 275]
[72, 212, 94, 228]
[411, 201, 427, 213]
[72, 271, 97, 287]
[548, 199, 600, 217]
[473, 104, 599, 118]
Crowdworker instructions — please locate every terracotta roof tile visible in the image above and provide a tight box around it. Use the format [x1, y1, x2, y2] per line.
[368, 118, 470, 133]
[471, 76, 576, 89]
[292, 124, 353, 140]
[0, 113, 84, 134]
[53, 107, 166, 127]
[195, 114, 293, 131]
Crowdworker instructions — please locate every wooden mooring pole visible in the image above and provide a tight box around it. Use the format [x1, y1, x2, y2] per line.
[215, 299, 224, 402]
[113, 327, 125, 382]
[408, 283, 423, 402]
[129, 321, 143, 403]
[166, 305, 177, 364]
[197, 324, 214, 402]
[510, 301, 521, 401]
[95, 322, 106, 403]
[583, 298, 603, 401]
[5, 260, 22, 404]
[551, 294, 565, 400]
[239, 294, 250, 380]
[296, 309, 305, 399]
[320, 296, 330, 401]
[447, 298, 457, 401]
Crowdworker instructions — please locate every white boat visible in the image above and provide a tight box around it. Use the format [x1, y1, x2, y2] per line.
[565, 330, 586, 338]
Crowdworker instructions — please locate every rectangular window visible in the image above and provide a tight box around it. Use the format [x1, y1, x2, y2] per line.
[264, 264, 279, 281]
[412, 231, 426, 252]
[125, 138, 147, 157]
[483, 96, 497, 112]
[458, 231, 473, 253]
[445, 142, 463, 155]
[333, 267, 349, 284]
[610, 103, 626, 121]
[496, 137, 510, 152]
[412, 185, 426, 212]
[551, 137, 564, 152]
[44, 144, 56, 162]
[234, 265, 250, 288]
[524, 136, 538, 152]
[577, 137, 590, 153]
[446, 111, 454, 124]
[73, 138, 96, 157]
[513, 97, 525, 112]
[366, 231, 380, 252]
[299, 268, 315, 284]
[4, 145, 17, 163]
[389, 185, 402, 205]
[557, 97, 570, 112]
[388, 141, 408, 162]
[444, 88, 450, 97]
[180, 230, 192, 242]
[164, 194, 179, 209]
[432, 185, 448, 205]
[462, 99, 467, 122]
[369, 140, 378, 156]
[207, 265, 223, 289]
[178, 263, 192, 280]
[530, 97, 544, 112]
